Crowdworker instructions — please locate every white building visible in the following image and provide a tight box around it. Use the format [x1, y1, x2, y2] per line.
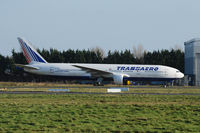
[184, 38, 200, 86]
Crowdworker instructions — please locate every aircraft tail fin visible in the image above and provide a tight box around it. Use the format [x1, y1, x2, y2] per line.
[17, 37, 48, 64]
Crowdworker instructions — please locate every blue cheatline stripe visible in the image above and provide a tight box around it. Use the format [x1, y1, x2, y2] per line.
[124, 77, 176, 81]
[23, 42, 35, 62]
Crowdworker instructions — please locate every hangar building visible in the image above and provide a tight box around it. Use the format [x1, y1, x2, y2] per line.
[184, 38, 200, 86]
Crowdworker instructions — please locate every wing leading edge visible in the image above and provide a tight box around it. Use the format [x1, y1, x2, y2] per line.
[72, 65, 112, 77]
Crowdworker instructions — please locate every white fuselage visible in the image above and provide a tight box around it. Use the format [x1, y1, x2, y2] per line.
[24, 63, 184, 81]
[16, 37, 184, 85]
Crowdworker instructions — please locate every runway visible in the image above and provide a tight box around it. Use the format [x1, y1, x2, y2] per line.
[1, 91, 200, 95]
[1, 85, 200, 95]
[4, 86, 163, 89]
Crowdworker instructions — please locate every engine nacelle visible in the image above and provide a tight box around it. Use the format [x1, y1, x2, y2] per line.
[112, 74, 129, 85]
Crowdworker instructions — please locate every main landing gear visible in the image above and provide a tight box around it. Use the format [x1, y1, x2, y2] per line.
[93, 78, 104, 86]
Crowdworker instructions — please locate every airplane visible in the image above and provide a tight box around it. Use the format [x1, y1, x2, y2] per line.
[16, 37, 184, 85]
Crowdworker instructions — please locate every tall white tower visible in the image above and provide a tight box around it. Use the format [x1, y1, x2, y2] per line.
[184, 38, 200, 86]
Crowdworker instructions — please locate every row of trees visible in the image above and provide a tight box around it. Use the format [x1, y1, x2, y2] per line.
[0, 47, 184, 82]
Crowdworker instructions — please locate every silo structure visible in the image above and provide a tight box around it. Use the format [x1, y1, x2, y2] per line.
[184, 38, 200, 86]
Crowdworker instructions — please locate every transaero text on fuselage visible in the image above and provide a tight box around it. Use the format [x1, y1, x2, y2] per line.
[117, 66, 159, 71]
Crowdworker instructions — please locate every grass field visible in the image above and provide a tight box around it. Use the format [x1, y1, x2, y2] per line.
[0, 82, 200, 132]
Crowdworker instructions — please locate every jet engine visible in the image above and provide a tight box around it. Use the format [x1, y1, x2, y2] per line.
[112, 74, 129, 85]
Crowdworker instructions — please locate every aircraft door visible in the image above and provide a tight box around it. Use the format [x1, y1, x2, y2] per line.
[164, 68, 168, 76]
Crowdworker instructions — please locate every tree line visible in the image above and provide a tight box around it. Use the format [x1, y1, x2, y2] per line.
[0, 47, 184, 82]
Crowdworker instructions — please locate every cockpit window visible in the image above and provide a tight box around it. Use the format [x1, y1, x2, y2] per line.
[176, 71, 180, 73]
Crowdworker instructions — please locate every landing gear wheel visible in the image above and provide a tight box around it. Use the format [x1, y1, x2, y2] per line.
[93, 78, 104, 86]
[93, 82, 104, 86]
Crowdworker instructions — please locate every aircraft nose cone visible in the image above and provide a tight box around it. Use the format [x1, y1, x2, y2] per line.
[179, 72, 184, 78]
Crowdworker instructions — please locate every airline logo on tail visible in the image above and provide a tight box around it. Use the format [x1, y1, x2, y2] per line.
[17, 37, 47, 64]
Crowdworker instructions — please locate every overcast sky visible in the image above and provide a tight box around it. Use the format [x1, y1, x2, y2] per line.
[1, 0, 200, 56]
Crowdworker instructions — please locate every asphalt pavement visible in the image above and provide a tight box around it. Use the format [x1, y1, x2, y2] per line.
[1, 91, 200, 95]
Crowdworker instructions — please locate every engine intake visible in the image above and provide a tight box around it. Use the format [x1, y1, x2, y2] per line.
[112, 74, 129, 85]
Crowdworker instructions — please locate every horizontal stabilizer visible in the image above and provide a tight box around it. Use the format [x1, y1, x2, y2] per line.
[15, 64, 40, 70]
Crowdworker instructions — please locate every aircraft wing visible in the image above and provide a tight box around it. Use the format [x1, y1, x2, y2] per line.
[15, 64, 40, 70]
[72, 65, 112, 77]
